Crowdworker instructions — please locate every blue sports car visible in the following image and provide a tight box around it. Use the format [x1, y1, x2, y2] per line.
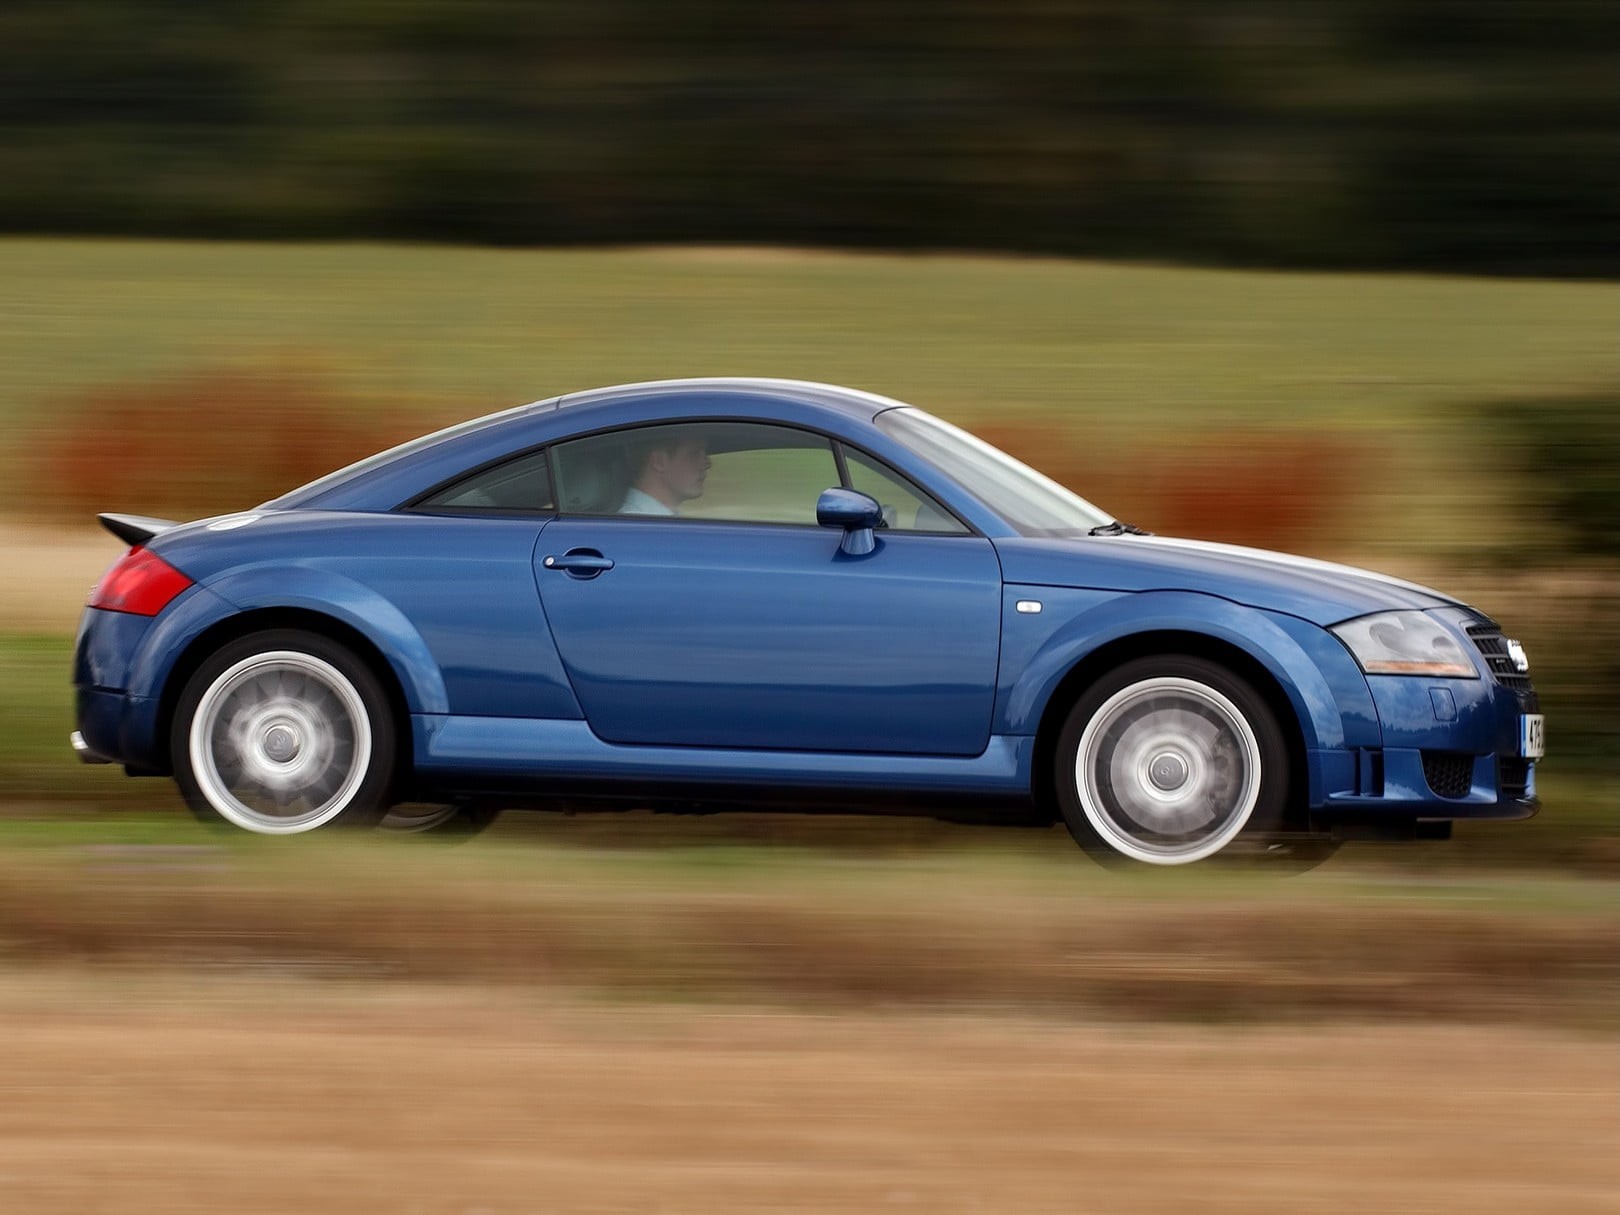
[73, 379, 1542, 866]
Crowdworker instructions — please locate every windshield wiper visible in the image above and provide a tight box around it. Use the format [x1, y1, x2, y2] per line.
[1088, 520, 1151, 537]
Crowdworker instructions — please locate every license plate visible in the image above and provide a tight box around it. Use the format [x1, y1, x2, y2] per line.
[1519, 714, 1545, 759]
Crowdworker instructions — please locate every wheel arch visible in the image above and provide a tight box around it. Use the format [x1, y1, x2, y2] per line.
[154, 607, 416, 786]
[1030, 629, 1312, 830]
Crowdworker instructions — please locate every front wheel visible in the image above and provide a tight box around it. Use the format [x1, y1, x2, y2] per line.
[172, 630, 396, 835]
[1056, 656, 1294, 867]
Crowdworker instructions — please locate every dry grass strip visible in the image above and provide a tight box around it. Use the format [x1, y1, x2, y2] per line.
[0, 846, 1611, 1025]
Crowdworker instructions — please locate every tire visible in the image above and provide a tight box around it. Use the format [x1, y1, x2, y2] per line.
[172, 629, 397, 835]
[1055, 655, 1293, 867]
[376, 803, 502, 841]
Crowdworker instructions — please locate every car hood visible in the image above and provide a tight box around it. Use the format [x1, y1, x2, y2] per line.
[993, 534, 1464, 626]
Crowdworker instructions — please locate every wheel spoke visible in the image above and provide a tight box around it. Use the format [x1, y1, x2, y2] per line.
[309, 762, 347, 807]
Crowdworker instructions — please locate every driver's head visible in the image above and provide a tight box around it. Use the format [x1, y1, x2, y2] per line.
[630, 429, 710, 510]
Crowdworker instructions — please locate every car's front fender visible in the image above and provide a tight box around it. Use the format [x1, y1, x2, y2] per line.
[994, 588, 1380, 759]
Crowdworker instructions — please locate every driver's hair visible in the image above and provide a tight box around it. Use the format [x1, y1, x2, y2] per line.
[624, 425, 702, 473]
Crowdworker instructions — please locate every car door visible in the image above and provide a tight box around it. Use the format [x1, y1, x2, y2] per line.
[534, 420, 1002, 755]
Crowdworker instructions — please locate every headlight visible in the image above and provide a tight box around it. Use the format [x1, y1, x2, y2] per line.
[1331, 612, 1478, 678]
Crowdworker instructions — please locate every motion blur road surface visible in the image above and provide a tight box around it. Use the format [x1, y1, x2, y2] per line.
[1, 975, 1613, 1214]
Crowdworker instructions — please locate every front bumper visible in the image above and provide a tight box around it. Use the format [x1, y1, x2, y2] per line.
[1317, 746, 1538, 819]
[1311, 638, 1540, 822]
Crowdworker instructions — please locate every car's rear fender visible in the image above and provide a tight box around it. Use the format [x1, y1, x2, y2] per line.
[125, 565, 450, 717]
[997, 589, 1381, 803]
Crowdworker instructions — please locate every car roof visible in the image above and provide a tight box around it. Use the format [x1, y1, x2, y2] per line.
[263, 379, 915, 512]
[555, 378, 911, 422]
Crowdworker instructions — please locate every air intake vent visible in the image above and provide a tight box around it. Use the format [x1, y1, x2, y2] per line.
[1498, 758, 1531, 801]
[1422, 751, 1475, 799]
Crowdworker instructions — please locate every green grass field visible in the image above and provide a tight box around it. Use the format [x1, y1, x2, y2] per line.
[4, 238, 1613, 431]
[3, 238, 1613, 553]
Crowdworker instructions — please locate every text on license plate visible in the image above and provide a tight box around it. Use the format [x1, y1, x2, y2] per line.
[1519, 714, 1545, 759]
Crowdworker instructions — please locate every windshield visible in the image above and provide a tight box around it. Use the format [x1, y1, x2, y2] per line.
[875, 408, 1113, 536]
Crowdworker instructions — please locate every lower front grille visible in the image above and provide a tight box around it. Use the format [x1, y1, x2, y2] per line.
[1499, 758, 1531, 800]
[1422, 751, 1475, 799]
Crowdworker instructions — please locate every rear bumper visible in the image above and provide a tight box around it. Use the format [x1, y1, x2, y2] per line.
[75, 686, 126, 764]
[74, 685, 166, 774]
[73, 592, 220, 775]
[70, 729, 113, 764]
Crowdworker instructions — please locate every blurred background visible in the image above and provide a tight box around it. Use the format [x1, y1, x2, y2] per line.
[0, 3, 1615, 1210]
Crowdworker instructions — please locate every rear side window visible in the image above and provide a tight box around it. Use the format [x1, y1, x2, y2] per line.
[415, 449, 554, 513]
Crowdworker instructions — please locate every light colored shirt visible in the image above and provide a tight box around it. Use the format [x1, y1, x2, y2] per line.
[619, 487, 675, 516]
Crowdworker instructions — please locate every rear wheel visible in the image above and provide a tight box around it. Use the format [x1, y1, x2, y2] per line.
[1056, 655, 1300, 867]
[173, 630, 395, 835]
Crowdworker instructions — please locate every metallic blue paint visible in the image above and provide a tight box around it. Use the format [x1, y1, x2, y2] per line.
[1265, 613, 1383, 750]
[1325, 748, 1535, 817]
[1367, 674, 1523, 758]
[74, 686, 127, 763]
[74, 605, 159, 693]
[1310, 749, 1359, 804]
[413, 716, 1036, 799]
[144, 512, 582, 721]
[993, 535, 1458, 626]
[815, 487, 884, 530]
[816, 487, 883, 556]
[993, 589, 1356, 761]
[73, 378, 1540, 836]
[535, 518, 1001, 755]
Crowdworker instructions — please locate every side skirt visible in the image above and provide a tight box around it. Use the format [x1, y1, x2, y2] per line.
[410, 715, 1039, 818]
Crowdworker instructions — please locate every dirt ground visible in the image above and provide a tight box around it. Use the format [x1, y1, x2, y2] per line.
[0, 522, 123, 631]
[0, 973, 1613, 1215]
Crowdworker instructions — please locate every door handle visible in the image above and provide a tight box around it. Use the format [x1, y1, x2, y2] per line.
[542, 549, 615, 578]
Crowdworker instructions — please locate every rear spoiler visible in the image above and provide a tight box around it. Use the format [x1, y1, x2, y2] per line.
[98, 513, 180, 547]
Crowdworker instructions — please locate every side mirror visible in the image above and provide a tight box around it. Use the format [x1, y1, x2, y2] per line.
[816, 487, 883, 556]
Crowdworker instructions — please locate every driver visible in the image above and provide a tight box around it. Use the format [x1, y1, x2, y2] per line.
[619, 430, 710, 515]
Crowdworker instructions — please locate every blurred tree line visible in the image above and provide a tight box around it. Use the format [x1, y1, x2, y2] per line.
[0, 0, 1614, 274]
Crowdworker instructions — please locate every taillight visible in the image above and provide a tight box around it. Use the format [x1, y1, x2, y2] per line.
[89, 547, 194, 616]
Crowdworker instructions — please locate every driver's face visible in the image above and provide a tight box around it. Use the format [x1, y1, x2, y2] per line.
[656, 437, 710, 502]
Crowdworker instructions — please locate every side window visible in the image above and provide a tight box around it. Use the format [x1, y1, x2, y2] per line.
[843, 447, 968, 533]
[554, 422, 840, 525]
[416, 448, 554, 512]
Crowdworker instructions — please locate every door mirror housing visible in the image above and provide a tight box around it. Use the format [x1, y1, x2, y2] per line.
[816, 488, 883, 556]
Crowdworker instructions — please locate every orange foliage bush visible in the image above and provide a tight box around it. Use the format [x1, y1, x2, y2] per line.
[31, 366, 441, 523]
[1146, 434, 1367, 549]
[34, 377, 1366, 552]
[977, 423, 1365, 550]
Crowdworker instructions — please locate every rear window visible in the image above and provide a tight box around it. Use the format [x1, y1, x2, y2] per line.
[415, 449, 554, 512]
